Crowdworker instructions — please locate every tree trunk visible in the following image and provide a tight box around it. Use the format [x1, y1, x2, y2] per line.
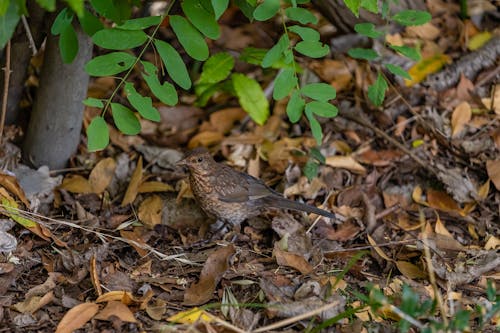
[0, 2, 46, 124]
[22, 23, 92, 169]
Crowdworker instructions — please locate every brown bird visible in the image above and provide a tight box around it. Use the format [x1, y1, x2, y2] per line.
[177, 147, 336, 226]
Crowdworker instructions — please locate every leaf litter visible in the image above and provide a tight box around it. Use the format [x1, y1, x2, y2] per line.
[0, 2, 499, 332]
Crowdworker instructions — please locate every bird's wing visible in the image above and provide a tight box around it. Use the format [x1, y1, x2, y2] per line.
[217, 169, 273, 203]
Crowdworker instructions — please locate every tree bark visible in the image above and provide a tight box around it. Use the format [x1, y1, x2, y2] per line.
[23, 23, 92, 169]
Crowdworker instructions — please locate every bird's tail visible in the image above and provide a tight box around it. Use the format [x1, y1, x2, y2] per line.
[262, 196, 336, 219]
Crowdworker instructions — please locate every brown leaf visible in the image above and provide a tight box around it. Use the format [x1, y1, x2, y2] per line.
[120, 228, 149, 257]
[184, 245, 235, 305]
[121, 156, 143, 206]
[486, 159, 500, 190]
[12, 291, 54, 314]
[137, 181, 175, 193]
[451, 101, 471, 137]
[325, 155, 366, 174]
[427, 188, 461, 213]
[188, 131, 223, 149]
[138, 195, 163, 228]
[0, 172, 30, 206]
[60, 175, 92, 194]
[274, 245, 313, 274]
[94, 301, 137, 323]
[207, 107, 247, 134]
[396, 261, 427, 279]
[89, 157, 116, 194]
[55, 302, 99, 333]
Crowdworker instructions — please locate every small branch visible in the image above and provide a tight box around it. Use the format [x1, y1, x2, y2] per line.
[21, 15, 38, 55]
[1, 40, 12, 145]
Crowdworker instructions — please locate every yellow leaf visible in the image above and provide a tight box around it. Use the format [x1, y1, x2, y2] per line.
[411, 185, 428, 206]
[484, 235, 500, 250]
[468, 31, 492, 51]
[405, 54, 450, 86]
[167, 307, 213, 324]
[451, 102, 471, 137]
[122, 156, 143, 206]
[89, 157, 116, 194]
[0, 189, 37, 228]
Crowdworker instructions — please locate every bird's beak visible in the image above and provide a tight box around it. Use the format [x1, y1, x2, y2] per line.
[176, 157, 188, 167]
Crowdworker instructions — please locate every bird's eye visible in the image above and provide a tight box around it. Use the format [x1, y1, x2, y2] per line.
[197, 157, 203, 163]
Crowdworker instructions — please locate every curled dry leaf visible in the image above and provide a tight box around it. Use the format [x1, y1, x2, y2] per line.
[188, 131, 224, 149]
[0, 172, 30, 206]
[451, 101, 471, 137]
[88, 157, 117, 194]
[184, 245, 235, 305]
[55, 302, 99, 333]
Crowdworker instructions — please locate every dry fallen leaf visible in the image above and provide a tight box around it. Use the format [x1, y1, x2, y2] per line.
[60, 175, 92, 194]
[274, 244, 313, 274]
[325, 155, 366, 174]
[184, 245, 235, 305]
[138, 195, 163, 228]
[55, 302, 99, 333]
[451, 102, 471, 137]
[88, 157, 117, 194]
[486, 160, 500, 190]
[168, 307, 214, 324]
[94, 301, 137, 323]
[122, 156, 143, 206]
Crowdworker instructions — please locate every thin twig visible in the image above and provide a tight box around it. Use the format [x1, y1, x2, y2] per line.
[251, 300, 341, 333]
[21, 15, 38, 55]
[0, 40, 11, 145]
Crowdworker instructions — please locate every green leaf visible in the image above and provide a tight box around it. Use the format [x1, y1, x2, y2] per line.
[36, 0, 55, 11]
[211, 0, 229, 19]
[305, 101, 338, 118]
[262, 34, 289, 68]
[170, 15, 209, 61]
[253, 0, 280, 21]
[389, 45, 421, 61]
[367, 72, 388, 106]
[303, 159, 319, 181]
[195, 82, 222, 106]
[393, 10, 432, 26]
[232, 73, 269, 125]
[124, 82, 160, 122]
[182, 0, 220, 39]
[288, 25, 320, 41]
[305, 108, 322, 144]
[117, 16, 162, 30]
[273, 68, 297, 100]
[360, 0, 378, 13]
[111, 103, 141, 135]
[199, 52, 234, 84]
[347, 47, 379, 60]
[84, 52, 136, 76]
[354, 23, 383, 38]
[0, 1, 20, 49]
[78, 8, 103, 36]
[310, 147, 325, 163]
[234, 0, 256, 20]
[301, 83, 336, 101]
[286, 90, 305, 123]
[141, 61, 178, 106]
[285, 7, 318, 24]
[0, 1, 9, 15]
[64, 0, 83, 17]
[344, 0, 361, 17]
[51, 8, 73, 35]
[294, 41, 329, 58]
[92, 28, 148, 50]
[59, 24, 78, 63]
[154, 39, 192, 89]
[83, 97, 103, 108]
[385, 63, 411, 80]
[87, 116, 109, 151]
[90, 0, 131, 24]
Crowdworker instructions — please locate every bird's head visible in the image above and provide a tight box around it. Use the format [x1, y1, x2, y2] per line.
[177, 147, 215, 175]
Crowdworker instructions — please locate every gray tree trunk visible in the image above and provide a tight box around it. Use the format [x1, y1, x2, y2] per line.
[23, 24, 92, 169]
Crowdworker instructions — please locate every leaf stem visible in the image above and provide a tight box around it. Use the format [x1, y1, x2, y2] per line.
[100, 0, 177, 117]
